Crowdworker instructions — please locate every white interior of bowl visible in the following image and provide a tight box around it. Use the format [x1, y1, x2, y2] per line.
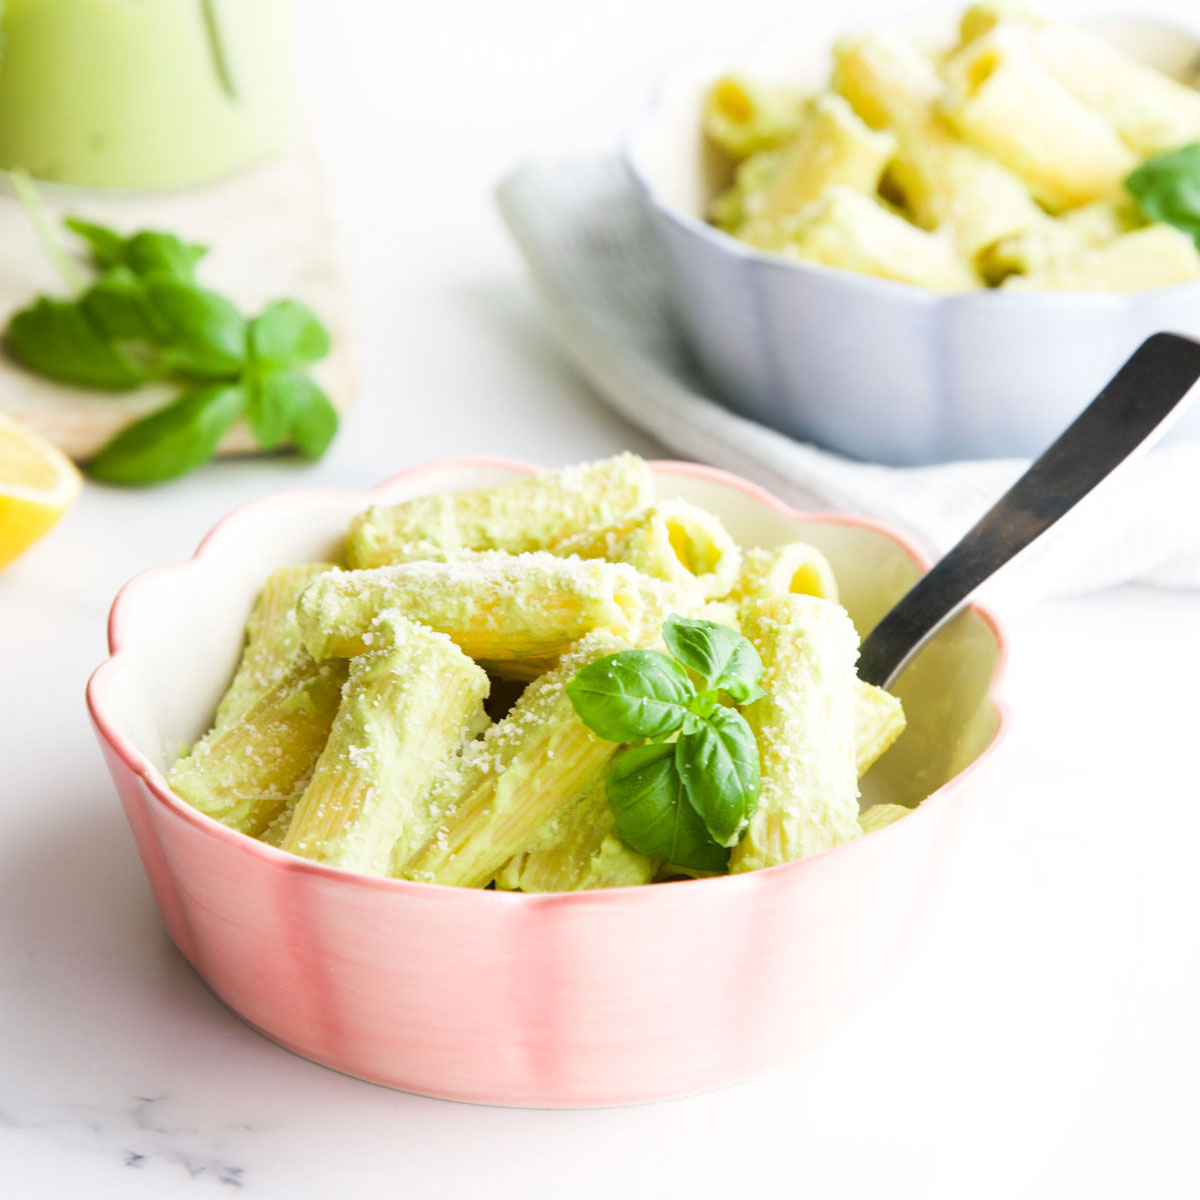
[95, 461, 1004, 821]
[628, 12, 1200, 225]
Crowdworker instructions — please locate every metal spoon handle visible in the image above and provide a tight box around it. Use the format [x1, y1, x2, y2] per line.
[858, 332, 1200, 689]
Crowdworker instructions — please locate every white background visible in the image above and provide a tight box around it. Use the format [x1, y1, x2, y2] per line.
[3, 1, 1200, 1196]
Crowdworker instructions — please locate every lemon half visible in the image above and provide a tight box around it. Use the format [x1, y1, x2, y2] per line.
[0, 413, 82, 567]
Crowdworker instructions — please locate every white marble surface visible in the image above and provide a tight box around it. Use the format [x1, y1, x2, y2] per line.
[3, 0, 1200, 1196]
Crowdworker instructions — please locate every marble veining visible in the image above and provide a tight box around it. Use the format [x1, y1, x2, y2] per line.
[0, 1093, 251, 1189]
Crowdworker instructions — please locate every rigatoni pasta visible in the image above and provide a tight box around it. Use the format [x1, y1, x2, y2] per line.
[959, 4, 1200, 155]
[398, 632, 627, 887]
[940, 28, 1137, 211]
[711, 148, 790, 232]
[833, 32, 1043, 260]
[493, 781, 659, 892]
[746, 185, 978, 290]
[730, 596, 862, 872]
[832, 31, 942, 131]
[168, 454, 915, 891]
[731, 541, 839, 605]
[296, 554, 649, 666]
[858, 803, 912, 833]
[703, 75, 807, 159]
[889, 125, 1044, 261]
[280, 611, 490, 875]
[853, 680, 907, 777]
[1001, 224, 1200, 292]
[551, 498, 742, 600]
[704, 5, 1200, 291]
[168, 652, 348, 836]
[978, 195, 1141, 283]
[731, 93, 896, 235]
[214, 562, 334, 729]
[347, 452, 652, 568]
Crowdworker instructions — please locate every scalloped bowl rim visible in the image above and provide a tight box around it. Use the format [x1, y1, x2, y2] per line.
[86, 456, 1010, 906]
[623, 11, 1200, 306]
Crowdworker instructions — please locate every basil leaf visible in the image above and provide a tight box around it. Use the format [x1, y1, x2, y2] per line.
[6, 296, 148, 389]
[1125, 143, 1200, 247]
[146, 280, 247, 377]
[10, 213, 336, 485]
[87, 384, 245, 485]
[249, 299, 331, 368]
[675, 707, 761, 846]
[567, 649, 694, 742]
[733, 679, 766, 705]
[64, 217, 127, 268]
[285, 375, 338, 459]
[82, 268, 161, 344]
[663, 613, 765, 703]
[244, 371, 291, 449]
[606, 743, 730, 873]
[65, 217, 208, 280]
[125, 231, 208, 281]
[246, 369, 338, 458]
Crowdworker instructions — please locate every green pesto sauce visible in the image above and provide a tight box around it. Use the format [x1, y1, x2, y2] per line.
[0, 0, 296, 188]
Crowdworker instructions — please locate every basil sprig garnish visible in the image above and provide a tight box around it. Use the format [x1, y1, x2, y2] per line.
[567, 614, 764, 872]
[1125, 142, 1200, 248]
[5, 213, 338, 485]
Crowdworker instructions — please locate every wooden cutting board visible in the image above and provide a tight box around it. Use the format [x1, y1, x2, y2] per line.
[0, 134, 356, 460]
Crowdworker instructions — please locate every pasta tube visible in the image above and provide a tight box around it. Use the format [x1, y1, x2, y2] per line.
[494, 780, 658, 893]
[168, 653, 348, 835]
[958, 2, 1039, 45]
[833, 33, 1042, 259]
[280, 612, 490, 875]
[259, 795, 301, 847]
[960, 5, 1200, 154]
[832, 31, 942, 130]
[853, 680, 906, 776]
[693, 599, 739, 629]
[710, 148, 787, 232]
[979, 196, 1141, 284]
[887, 125, 1044, 260]
[214, 563, 335, 729]
[1001, 224, 1200, 292]
[737, 93, 896, 232]
[858, 802, 912, 833]
[347, 453, 652, 568]
[731, 542, 839, 605]
[704, 74, 806, 160]
[941, 29, 1137, 211]
[730, 595, 861, 873]
[552, 499, 742, 600]
[751, 185, 979, 291]
[398, 632, 627, 887]
[296, 554, 647, 667]
[657, 674, 900, 879]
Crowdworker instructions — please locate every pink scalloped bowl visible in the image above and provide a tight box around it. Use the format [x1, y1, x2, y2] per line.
[86, 458, 1008, 1107]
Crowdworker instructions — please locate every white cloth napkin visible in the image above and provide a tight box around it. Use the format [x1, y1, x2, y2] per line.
[497, 158, 1200, 608]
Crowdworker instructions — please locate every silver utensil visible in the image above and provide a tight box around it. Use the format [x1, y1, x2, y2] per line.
[857, 332, 1200, 689]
